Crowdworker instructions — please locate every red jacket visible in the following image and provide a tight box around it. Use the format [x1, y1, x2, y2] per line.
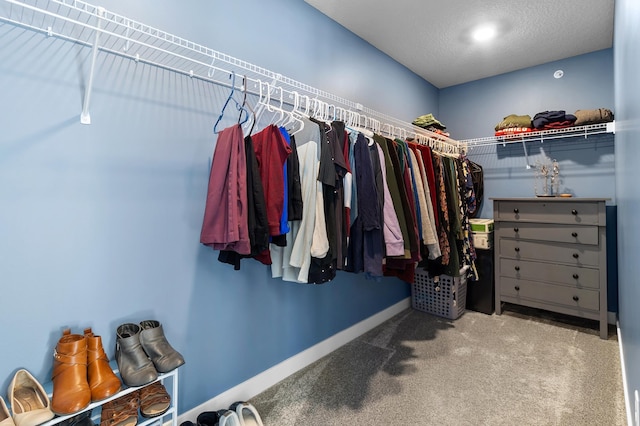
[252, 125, 292, 236]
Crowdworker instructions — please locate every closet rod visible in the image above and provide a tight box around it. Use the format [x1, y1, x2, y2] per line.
[0, 0, 466, 153]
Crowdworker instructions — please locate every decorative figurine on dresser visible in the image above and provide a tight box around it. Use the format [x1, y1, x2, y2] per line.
[492, 198, 609, 339]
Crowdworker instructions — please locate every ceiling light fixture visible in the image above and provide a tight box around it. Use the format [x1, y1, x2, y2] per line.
[471, 25, 497, 42]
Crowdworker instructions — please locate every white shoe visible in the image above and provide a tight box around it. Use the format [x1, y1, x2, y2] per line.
[218, 409, 242, 426]
[230, 402, 264, 426]
[0, 396, 16, 426]
[8, 369, 54, 426]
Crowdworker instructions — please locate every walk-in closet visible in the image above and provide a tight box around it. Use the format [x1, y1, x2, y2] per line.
[1, 0, 638, 425]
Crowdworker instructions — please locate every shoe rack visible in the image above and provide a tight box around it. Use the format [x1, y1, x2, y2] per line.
[40, 361, 179, 426]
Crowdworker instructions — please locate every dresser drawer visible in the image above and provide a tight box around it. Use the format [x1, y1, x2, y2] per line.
[496, 222, 599, 245]
[494, 200, 602, 225]
[498, 238, 600, 267]
[499, 258, 599, 289]
[500, 277, 599, 311]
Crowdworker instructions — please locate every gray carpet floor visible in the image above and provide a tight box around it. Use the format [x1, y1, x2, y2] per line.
[250, 306, 626, 426]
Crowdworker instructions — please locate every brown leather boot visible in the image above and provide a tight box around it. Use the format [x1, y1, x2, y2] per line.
[51, 329, 91, 415]
[84, 328, 121, 402]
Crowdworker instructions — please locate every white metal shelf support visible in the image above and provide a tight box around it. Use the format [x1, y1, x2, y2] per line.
[0, 0, 466, 153]
[80, 6, 104, 125]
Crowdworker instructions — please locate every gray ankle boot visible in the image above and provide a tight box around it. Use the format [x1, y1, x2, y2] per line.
[139, 320, 185, 373]
[116, 323, 158, 387]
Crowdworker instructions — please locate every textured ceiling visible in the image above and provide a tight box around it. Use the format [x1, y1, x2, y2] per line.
[304, 0, 614, 88]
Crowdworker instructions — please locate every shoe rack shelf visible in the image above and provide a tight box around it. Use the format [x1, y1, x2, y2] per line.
[39, 362, 179, 426]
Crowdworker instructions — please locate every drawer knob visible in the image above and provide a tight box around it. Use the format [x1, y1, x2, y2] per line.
[514, 227, 519, 233]
[571, 209, 578, 215]
[573, 273, 579, 279]
[573, 253, 579, 259]
[515, 266, 520, 271]
[573, 295, 579, 302]
[515, 247, 520, 252]
[572, 232, 578, 238]
[515, 286, 520, 291]
[513, 208, 519, 214]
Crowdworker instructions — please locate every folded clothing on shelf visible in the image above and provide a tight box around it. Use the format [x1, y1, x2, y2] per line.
[494, 114, 532, 131]
[541, 120, 576, 130]
[532, 110, 576, 129]
[494, 127, 533, 137]
[573, 108, 614, 125]
[412, 113, 446, 130]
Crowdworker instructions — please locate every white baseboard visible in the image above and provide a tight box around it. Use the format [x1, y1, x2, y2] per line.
[178, 298, 411, 424]
[617, 318, 634, 426]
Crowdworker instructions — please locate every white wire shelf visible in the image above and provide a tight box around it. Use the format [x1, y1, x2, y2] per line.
[0, 0, 465, 153]
[460, 122, 616, 148]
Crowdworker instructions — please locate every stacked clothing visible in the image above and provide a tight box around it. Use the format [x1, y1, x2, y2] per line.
[413, 113, 446, 131]
[494, 114, 533, 137]
[532, 110, 577, 130]
[493, 108, 614, 136]
[573, 108, 614, 126]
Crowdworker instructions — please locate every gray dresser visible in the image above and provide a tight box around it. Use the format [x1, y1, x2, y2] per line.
[492, 198, 608, 339]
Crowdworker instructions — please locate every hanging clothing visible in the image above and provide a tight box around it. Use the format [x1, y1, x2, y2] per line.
[348, 132, 359, 227]
[346, 133, 383, 278]
[272, 117, 324, 283]
[200, 124, 250, 255]
[394, 139, 420, 260]
[441, 156, 461, 276]
[251, 124, 292, 265]
[278, 127, 292, 236]
[308, 118, 348, 283]
[374, 141, 404, 257]
[217, 134, 270, 270]
[408, 144, 438, 246]
[431, 154, 451, 269]
[407, 146, 439, 259]
[374, 134, 411, 258]
[468, 160, 483, 218]
[383, 138, 419, 283]
[459, 157, 478, 280]
[200, 116, 473, 282]
[415, 145, 439, 229]
[252, 124, 292, 236]
[330, 121, 349, 270]
[287, 135, 304, 221]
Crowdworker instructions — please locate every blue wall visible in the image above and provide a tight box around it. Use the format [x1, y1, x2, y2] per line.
[439, 49, 615, 218]
[614, 0, 640, 418]
[0, 0, 438, 414]
[439, 51, 618, 312]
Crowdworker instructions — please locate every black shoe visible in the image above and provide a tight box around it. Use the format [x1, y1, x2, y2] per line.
[58, 410, 94, 426]
[196, 410, 220, 426]
[229, 401, 264, 426]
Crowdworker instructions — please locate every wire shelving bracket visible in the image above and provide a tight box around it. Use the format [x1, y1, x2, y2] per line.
[460, 122, 616, 149]
[0, 0, 466, 154]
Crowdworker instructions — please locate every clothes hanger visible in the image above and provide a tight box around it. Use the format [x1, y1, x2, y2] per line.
[254, 80, 272, 127]
[282, 90, 297, 129]
[213, 71, 249, 134]
[283, 91, 302, 134]
[346, 111, 374, 141]
[301, 94, 311, 117]
[289, 92, 305, 136]
[240, 75, 257, 135]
